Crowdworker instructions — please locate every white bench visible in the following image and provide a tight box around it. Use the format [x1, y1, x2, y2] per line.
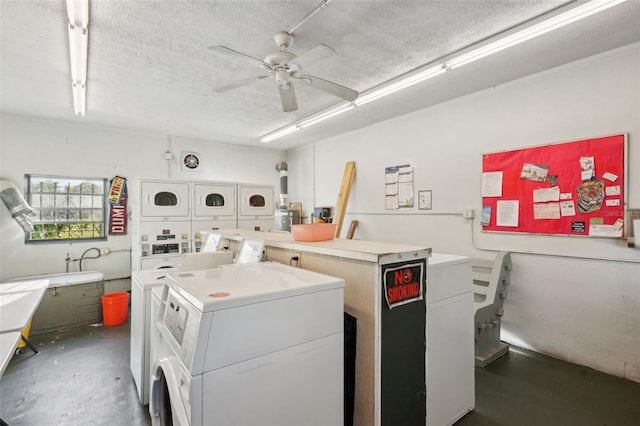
[472, 252, 511, 367]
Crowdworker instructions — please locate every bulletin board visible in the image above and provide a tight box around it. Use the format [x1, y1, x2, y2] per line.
[481, 134, 626, 237]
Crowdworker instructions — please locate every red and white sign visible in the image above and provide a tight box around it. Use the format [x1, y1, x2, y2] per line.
[109, 177, 128, 235]
[383, 261, 425, 309]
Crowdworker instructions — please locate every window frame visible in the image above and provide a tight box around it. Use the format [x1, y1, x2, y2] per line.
[24, 174, 108, 244]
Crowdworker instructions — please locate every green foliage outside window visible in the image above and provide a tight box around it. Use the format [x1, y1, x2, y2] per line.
[26, 175, 107, 243]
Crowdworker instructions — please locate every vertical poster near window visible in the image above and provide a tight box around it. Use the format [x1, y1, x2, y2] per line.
[108, 176, 127, 235]
[385, 164, 414, 209]
[481, 134, 625, 237]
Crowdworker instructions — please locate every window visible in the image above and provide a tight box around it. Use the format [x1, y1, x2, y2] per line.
[26, 175, 107, 242]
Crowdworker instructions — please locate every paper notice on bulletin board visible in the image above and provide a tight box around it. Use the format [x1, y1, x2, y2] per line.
[385, 164, 414, 209]
[481, 134, 625, 237]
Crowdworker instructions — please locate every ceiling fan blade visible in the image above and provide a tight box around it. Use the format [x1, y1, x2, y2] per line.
[289, 44, 337, 70]
[278, 83, 298, 112]
[295, 74, 358, 102]
[208, 45, 272, 69]
[213, 75, 271, 93]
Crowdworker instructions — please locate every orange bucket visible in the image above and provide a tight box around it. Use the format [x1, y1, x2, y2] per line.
[102, 292, 129, 326]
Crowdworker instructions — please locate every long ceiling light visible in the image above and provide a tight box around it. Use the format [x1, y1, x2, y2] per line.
[354, 64, 447, 107]
[260, 124, 301, 143]
[446, 0, 628, 69]
[299, 103, 355, 128]
[259, 0, 627, 143]
[66, 0, 89, 116]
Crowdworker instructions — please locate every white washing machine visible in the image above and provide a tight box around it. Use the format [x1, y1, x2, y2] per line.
[149, 262, 345, 426]
[131, 252, 234, 405]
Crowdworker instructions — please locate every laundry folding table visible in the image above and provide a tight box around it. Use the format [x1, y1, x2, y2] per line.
[0, 279, 49, 355]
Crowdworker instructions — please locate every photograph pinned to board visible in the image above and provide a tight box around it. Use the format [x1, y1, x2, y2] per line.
[482, 171, 503, 197]
[385, 164, 414, 209]
[520, 163, 549, 182]
[481, 206, 492, 226]
[579, 156, 595, 181]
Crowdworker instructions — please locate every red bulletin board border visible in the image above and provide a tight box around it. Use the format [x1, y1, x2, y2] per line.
[481, 134, 626, 237]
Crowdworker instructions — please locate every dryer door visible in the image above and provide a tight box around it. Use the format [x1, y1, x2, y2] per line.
[141, 181, 190, 219]
[238, 185, 274, 219]
[193, 183, 236, 219]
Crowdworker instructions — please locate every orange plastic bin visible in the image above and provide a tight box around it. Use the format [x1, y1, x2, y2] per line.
[102, 292, 129, 326]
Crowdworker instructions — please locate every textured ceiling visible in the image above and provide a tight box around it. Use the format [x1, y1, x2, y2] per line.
[1, 0, 639, 151]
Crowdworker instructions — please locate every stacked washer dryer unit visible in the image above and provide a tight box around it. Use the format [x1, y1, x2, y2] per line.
[149, 262, 345, 426]
[236, 184, 275, 232]
[133, 180, 193, 270]
[191, 182, 237, 253]
[133, 179, 275, 270]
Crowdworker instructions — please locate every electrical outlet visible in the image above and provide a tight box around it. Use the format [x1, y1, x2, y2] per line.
[100, 248, 111, 255]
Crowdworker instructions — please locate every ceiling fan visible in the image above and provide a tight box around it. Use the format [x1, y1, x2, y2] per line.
[208, 4, 358, 112]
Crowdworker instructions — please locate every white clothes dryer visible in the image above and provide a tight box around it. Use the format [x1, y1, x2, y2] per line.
[149, 262, 345, 426]
[131, 252, 233, 405]
[139, 180, 190, 221]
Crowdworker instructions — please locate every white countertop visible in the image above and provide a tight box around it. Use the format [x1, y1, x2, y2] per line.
[215, 229, 431, 263]
[0, 331, 22, 377]
[0, 279, 49, 333]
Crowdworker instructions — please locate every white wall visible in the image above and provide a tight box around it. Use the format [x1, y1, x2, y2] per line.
[0, 116, 285, 281]
[288, 43, 640, 382]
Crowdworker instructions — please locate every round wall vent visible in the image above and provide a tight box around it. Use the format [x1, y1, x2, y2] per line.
[181, 152, 201, 171]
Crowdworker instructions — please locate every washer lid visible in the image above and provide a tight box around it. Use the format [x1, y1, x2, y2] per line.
[132, 268, 176, 288]
[164, 262, 344, 312]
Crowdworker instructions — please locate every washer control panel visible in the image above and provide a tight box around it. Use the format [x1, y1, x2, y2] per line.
[162, 288, 201, 370]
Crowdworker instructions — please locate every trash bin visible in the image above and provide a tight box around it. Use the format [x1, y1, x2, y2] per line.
[102, 292, 129, 326]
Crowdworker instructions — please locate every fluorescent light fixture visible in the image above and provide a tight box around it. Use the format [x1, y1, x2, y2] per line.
[354, 64, 446, 106]
[66, 0, 88, 27]
[446, 0, 627, 69]
[260, 125, 300, 143]
[66, 0, 89, 116]
[259, 0, 628, 143]
[72, 83, 86, 116]
[300, 103, 355, 128]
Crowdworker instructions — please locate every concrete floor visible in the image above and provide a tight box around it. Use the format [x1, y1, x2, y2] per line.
[1, 323, 639, 426]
